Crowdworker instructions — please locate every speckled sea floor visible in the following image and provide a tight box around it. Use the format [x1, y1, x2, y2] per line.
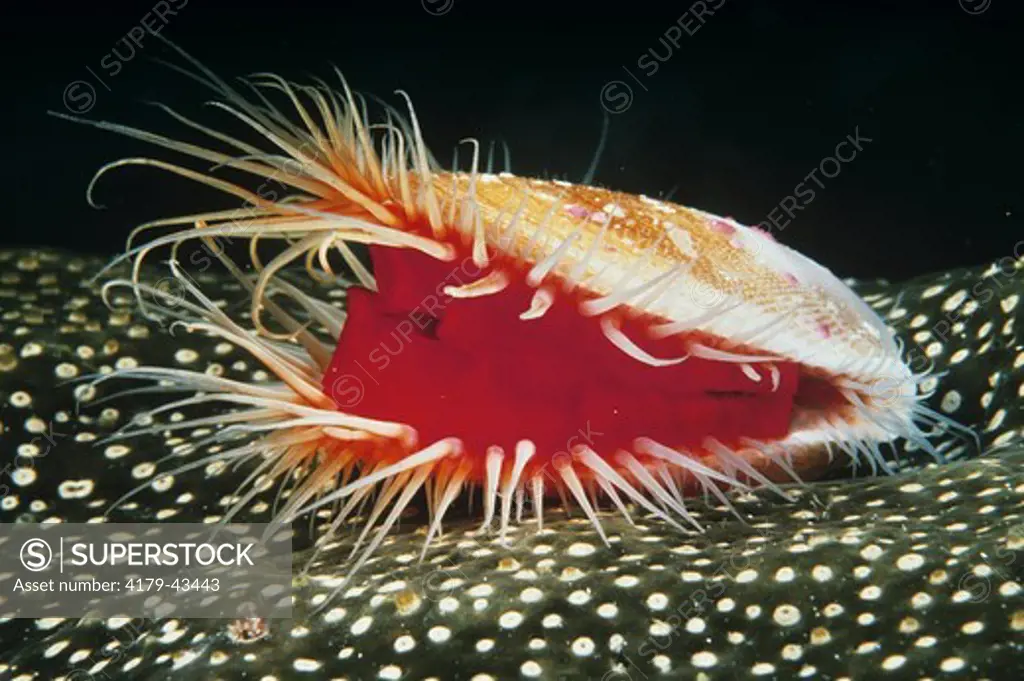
[0, 249, 1022, 680]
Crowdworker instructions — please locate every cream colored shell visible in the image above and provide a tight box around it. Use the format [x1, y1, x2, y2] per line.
[429, 171, 908, 388]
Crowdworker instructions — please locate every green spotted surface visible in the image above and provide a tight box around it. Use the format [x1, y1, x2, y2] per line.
[0, 249, 1022, 680]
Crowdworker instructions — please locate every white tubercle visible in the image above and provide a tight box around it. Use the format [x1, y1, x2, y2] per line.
[520, 287, 555, 320]
[443, 270, 509, 299]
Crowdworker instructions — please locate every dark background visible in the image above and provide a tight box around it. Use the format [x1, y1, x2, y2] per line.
[4, 0, 1020, 280]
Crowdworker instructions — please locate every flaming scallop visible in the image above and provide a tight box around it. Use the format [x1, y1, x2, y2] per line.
[52, 39, 965, 590]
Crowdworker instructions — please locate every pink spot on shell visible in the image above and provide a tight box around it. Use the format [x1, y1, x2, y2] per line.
[751, 225, 776, 241]
[709, 217, 736, 235]
[565, 204, 589, 219]
[783, 272, 799, 285]
[817, 322, 833, 339]
[589, 211, 608, 223]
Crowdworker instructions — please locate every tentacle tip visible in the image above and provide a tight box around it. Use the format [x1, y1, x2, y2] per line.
[396, 426, 420, 449]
